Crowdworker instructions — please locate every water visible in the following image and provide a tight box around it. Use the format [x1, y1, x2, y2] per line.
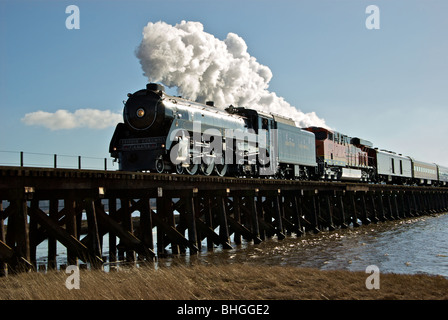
[35, 213, 448, 278]
[198, 213, 448, 278]
[205, 214, 448, 278]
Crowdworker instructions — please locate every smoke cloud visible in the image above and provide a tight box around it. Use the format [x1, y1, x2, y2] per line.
[136, 20, 327, 128]
[22, 109, 122, 130]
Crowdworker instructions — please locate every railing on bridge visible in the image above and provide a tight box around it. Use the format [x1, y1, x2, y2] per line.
[0, 150, 116, 171]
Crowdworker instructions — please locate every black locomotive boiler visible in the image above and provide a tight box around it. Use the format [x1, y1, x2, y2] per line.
[109, 83, 317, 179]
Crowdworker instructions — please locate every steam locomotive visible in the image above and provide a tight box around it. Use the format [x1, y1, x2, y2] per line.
[109, 83, 448, 186]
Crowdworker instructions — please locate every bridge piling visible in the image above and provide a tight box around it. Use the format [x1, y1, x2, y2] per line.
[337, 191, 349, 228]
[368, 191, 379, 223]
[107, 198, 117, 265]
[359, 192, 370, 225]
[6, 188, 32, 273]
[348, 191, 360, 228]
[65, 194, 78, 266]
[232, 195, 243, 244]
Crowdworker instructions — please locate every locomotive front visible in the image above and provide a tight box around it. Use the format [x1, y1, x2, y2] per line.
[109, 83, 174, 172]
[124, 83, 167, 131]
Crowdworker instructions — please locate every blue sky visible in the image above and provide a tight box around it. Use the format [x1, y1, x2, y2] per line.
[1, 0, 447, 169]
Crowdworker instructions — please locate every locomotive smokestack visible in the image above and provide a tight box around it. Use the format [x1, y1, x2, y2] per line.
[146, 83, 165, 93]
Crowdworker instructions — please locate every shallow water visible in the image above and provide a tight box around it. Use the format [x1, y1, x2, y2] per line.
[196, 213, 448, 278]
[36, 213, 448, 278]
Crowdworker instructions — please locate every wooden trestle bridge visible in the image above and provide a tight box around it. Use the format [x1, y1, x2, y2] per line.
[1, 165, 448, 275]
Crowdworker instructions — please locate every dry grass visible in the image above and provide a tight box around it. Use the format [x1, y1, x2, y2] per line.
[0, 263, 447, 300]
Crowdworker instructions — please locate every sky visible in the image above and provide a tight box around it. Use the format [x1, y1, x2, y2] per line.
[0, 0, 447, 169]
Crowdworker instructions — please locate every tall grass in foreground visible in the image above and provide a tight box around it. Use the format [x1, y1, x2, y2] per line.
[0, 263, 447, 300]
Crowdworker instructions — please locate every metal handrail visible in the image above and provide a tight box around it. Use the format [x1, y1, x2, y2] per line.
[0, 150, 116, 171]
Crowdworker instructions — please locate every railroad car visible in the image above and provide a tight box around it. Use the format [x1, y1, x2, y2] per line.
[303, 127, 372, 181]
[437, 165, 448, 186]
[411, 159, 438, 185]
[366, 149, 413, 184]
[274, 116, 317, 179]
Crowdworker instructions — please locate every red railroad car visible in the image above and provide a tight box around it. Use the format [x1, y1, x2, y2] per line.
[304, 127, 373, 181]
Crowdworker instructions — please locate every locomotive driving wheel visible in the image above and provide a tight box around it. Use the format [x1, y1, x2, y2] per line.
[185, 163, 198, 175]
[185, 150, 199, 175]
[175, 163, 184, 174]
[200, 150, 215, 176]
[200, 162, 214, 176]
[184, 139, 199, 175]
[155, 158, 165, 173]
[214, 153, 228, 177]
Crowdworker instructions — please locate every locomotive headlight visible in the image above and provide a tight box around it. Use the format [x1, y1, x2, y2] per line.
[136, 108, 145, 118]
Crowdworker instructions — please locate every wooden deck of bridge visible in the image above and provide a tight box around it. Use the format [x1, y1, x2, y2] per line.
[1, 166, 447, 275]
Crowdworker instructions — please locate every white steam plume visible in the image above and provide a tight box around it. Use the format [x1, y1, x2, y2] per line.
[22, 109, 122, 130]
[136, 20, 327, 128]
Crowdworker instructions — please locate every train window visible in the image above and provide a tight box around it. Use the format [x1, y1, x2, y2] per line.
[391, 158, 395, 174]
[261, 118, 269, 130]
[328, 132, 334, 141]
[400, 160, 403, 175]
[335, 133, 340, 143]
